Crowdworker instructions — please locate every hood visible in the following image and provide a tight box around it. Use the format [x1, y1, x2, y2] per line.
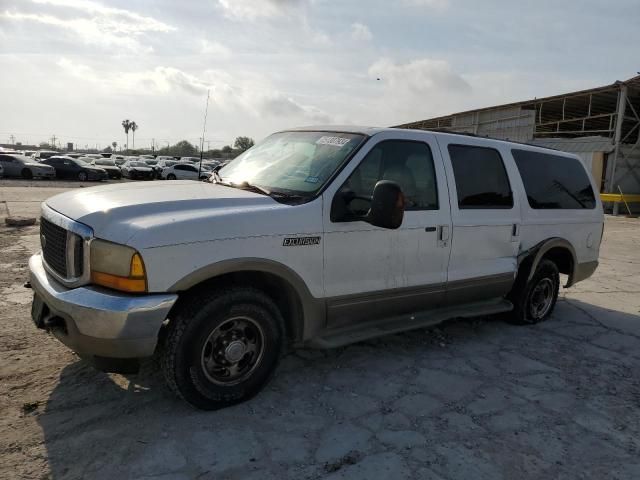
[45, 181, 289, 247]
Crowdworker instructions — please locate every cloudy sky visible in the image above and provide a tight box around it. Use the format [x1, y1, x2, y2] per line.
[1, 0, 638, 150]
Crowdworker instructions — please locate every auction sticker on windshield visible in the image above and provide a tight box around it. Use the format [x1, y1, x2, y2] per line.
[316, 136, 350, 147]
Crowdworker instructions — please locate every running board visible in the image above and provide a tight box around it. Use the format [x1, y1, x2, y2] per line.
[309, 299, 513, 349]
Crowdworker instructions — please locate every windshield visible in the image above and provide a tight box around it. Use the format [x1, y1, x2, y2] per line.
[218, 131, 365, 196]
[129, 161, 147, 168]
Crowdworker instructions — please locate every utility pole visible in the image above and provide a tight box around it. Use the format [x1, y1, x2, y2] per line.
[151, 138, 155, 153]
[9, 134, 15, 144]
[51, 135, 57, 149]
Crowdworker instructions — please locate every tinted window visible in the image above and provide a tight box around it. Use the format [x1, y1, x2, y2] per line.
[448, 145, 513, 209]
[512, 149, 596, 209]
[334, 140, 438, 219]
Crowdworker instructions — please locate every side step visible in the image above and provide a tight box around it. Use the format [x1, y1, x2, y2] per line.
[309, 299, 513, 349]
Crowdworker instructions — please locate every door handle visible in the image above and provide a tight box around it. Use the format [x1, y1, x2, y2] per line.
[425, 226, 437, 232]
[438, 225, 450, 241]
[437, 225, 450, 247]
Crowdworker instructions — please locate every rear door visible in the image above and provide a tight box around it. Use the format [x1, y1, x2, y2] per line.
[0, 155, 17, 176]
[322, 131, 452, 327]
[436, 136, 521, 304]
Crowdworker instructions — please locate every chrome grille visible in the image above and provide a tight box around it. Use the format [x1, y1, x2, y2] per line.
[40, 217, 68, 277]
[40, 217, 84, 279]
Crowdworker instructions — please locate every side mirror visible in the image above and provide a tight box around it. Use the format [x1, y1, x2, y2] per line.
[367, 180, 404, 229]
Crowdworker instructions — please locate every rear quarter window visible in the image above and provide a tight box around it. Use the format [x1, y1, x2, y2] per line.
[511, 149, 596, 209]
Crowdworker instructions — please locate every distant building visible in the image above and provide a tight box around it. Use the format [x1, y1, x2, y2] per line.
[395, 75, 640, 195]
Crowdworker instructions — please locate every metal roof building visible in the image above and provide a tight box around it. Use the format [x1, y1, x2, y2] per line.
[394, 75, 640, 196]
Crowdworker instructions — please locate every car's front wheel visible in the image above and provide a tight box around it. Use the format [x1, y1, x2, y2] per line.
[21, 168, 33, 179]
[507, 259, 560, 325]
[78, 171, 88, 181]
[161, 287, 284, 410]
[167, 173, 177, 180]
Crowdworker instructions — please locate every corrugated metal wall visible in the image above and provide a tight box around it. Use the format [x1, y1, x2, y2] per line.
[446, 107, 536, 142]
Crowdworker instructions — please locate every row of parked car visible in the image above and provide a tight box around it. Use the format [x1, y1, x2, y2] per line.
[0, 150, 225, 182]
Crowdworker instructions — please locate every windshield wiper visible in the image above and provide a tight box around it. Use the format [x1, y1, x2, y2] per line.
[237, 182, 273, 196]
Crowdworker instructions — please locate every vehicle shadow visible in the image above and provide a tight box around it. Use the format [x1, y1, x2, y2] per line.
[36, 298, 640, 479]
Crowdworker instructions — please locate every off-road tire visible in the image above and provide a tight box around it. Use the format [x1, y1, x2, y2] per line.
[506, 259, 560, 325]
[21, 168, 33, 180]
[161, 287, 285, 410]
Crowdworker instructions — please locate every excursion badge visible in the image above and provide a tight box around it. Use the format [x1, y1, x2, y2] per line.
[283, 236, 321, 246]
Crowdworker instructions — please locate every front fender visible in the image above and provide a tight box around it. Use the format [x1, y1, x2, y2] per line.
[168, 257, 325, 341]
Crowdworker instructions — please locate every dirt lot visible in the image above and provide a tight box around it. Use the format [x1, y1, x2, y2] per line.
[1, 183, 639, 480]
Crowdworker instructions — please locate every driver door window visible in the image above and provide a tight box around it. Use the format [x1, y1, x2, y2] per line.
[333, 140, 438, 221]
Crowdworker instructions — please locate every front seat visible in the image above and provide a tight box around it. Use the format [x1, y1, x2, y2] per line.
[382, 163, 417, 206]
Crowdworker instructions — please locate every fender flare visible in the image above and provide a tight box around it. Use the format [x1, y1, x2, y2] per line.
[168, 257, 324, 341]
[519, 237, 578, 288]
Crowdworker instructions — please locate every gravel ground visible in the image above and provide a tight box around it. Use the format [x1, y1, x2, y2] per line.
[1, 184, 639, 480]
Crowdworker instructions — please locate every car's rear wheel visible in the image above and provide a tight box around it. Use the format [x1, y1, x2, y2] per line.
[78, 171, 88, 181]
[167, 174, 177, 180]
[21, 168, 33, 180]
[507, 259, 560, 325]
[161, 287, 284, 410]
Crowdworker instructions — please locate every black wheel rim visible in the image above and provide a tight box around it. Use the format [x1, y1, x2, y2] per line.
[528, 278, 554, 319]
[200, 316, 265, 386]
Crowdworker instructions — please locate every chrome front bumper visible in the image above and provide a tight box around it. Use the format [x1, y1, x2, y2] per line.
[28, 253, 178, 358]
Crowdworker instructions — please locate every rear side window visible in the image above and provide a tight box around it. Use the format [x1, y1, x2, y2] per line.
[448, 145, 513, 209]
[511, 149, 596, 209]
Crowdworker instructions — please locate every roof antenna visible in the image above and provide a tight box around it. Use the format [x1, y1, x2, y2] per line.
[198, 89, 210, 179]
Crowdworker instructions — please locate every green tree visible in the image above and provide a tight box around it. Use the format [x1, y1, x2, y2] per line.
[221, 145, 233, 153]
[234, 136, 255, 152]
[112, 141, 117, 151]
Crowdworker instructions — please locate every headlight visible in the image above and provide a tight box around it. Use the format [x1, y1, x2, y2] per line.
[90, 239, 147, 293]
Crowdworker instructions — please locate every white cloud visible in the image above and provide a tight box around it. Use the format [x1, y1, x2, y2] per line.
[216, 0, 304, 20]
[2, 0, 175, 52]
[55, 58, 333, 125]
[368, 57, 470, 95]
[351, 22, 372, 42]
[200, 40, 232, 59]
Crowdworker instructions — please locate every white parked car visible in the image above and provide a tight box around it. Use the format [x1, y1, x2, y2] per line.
[161, 162, 210, 180]
[28, 126, 603, 410]
[179, 156, 200, 163]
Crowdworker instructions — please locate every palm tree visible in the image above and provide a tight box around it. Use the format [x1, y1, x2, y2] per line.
[130, 121, 138, 150]
[122, 119, 131, 150]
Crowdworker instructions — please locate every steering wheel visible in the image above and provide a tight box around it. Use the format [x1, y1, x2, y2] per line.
[343, 190, 372, 204]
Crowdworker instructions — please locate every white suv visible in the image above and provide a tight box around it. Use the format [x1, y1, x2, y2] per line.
[28, 126, 603, 409]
